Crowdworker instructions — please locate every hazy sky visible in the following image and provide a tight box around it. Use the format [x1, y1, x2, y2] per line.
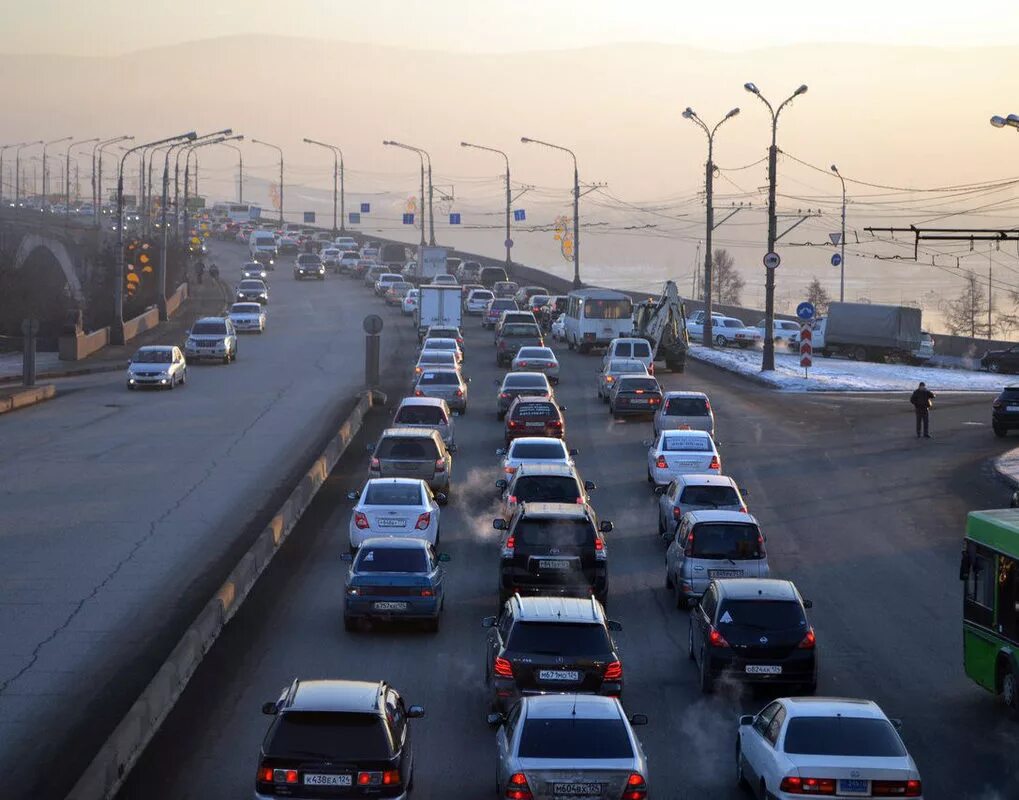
[5, 0, 1019, 55]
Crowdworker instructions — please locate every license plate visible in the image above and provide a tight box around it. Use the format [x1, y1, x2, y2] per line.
[1009, 405, 1019, 411]
[745, 665, 782, 674]
[538, 669, 581, 681]
[709, 569, 744, 578]
[630, 398, 649, 405]
[538, 559, 571, 570]
[525, 422, 544, 428]
[304, 774, 352, 786]
[837, 779, 870, 795]
[373, 601, 408, 611]
[553, 782, 602, 796]
[377, 518, 406, 527]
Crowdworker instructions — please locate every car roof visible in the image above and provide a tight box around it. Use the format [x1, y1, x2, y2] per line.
[660, 429, 712, 441]
[617, 373, 657, 382]
[358, 535, 431, 550]
[504, 372, 549, 382]
[509, 395, 557, 407]
[610, 337, 649, 345]
[714, 578, 797, 601]
[569, 288, 629, 300]
[364, 477, 427, 488]
[685, 509, 756, 524]
[524, 694, 622, 720]
[509, 437, 565, 448]
[379, 427, 440, 440]
[289, 679, 382, 713]
[510, 594, 606, 623]
[397, 397, 448, 409]
[518, 502, 590, 519]
[674, 474, 737, 488]
[663, 391, 709, 400]
[517, 346, 554, 353]
[608, 358, 647, 368]
[780, 697, 886, 720]
[514, 463, 577, 478]
[423, 337, 458, 345]
[194, 316, 227, 324]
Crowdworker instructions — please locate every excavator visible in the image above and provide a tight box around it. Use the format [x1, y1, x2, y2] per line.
[630, 280, 690, 372]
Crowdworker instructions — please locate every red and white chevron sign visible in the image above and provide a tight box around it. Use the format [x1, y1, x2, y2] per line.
[799, 323, 813, 367]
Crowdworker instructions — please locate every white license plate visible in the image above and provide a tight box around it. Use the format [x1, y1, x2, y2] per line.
[304, 773, 352, 786]
[709, 569, 744, 578]
[553, 782, 602, 796]
[525, 421, 544, 427]
[538, 669, 581, 681]
[1009, 405, 1019, 411]
[538, 559, 571, 570]
[373, 601, 408, 611]
[837, 779, 871, 795]
[745, 665, 782, 674]
[630, 399, 650, 405]
[377, 518, 406, 527]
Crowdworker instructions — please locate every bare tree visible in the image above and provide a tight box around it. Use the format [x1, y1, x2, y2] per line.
[942, 272, 989, 338]
[805, 277, 831, 316]
[711, 249, 745, 306]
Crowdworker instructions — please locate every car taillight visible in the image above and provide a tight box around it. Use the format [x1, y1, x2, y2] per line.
[434, 458, 446, 472]
[606, 376, 614, 383]
[709, 455, 720, 470]
[798, 628, 816, 649]
[622, 772, 648, 800]
[548, 420, 563, 429]
[494, 656, 514, 678]
[873, 780, 922, 797]
[505, 771, 532, 799]
[603, 660, 623, 680]
[704, 400, 711, 410]
[415, 366, 423, 373]
[354, 512, 370, 529]
[357, 770, 402, 787]
[673, 505, 682, 520]
[508, 420, 520, 429]
[500, 392, 510, 398]
[650, 396, 660, 404]
[708, 626, 729, 647]
[508, 495, 517, 505]
[779, 776, 835, 795]
[518, 361, 527, 366]
[370, 457, 380, 470]
[258, 766, 274, 783]
[415, 512, 431, 530]
[656, 455, 668, 469]
[738, 505, 747, 513]
[265, 768, 299, 785]
[455, 388, 464, 397]
[414, 389, 424, 396]
[420, 588, 433, 597]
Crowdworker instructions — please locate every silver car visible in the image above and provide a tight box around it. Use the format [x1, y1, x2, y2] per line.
[126, 345, 187, 390]
[367, 427, 453, 493]
[236, 278, 268, 304]
[497, 372, 553, 418]
[420, 336, 464, 364]
[228, 302, 266, 333]
[597, 358, 649, 400]
[653, 391, 714, 437]
[496, 436, 576, 479]
[345, 478, 443, 552]
[491, 695, 649, 800]
[184, 317, 238, 363]
[654, 474, 745, 540]
[414, 350, 460, 380]
[511, 347, 560, 384]
[394, 397, 456, 447]
[413, 368, 469, 413]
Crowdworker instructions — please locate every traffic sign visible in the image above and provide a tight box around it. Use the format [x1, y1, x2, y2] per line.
[348, 212, 360, 224]
[402, 213, 415, 225]
[449, 213, 461, 225]
[362, 314, 384, 335]
[505, 238, 514, 249]
[763, 252, 781, 270]
[796, 301, 816, 321]
[831, 253, 842, 267]
[513, 209, 526, 222]
[360, 202, 371, 214]
[303, 211, 316, 224]
[799, 324, 813, 369]
[829, 232, 842, 246]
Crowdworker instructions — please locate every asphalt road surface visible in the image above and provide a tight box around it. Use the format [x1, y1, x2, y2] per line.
[0, 243, 417, 797]
[121, 305, 1019, 799]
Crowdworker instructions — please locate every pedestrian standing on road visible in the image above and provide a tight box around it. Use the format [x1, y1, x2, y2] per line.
[196, 260, 205, 284]
[910, 381, 935, 438]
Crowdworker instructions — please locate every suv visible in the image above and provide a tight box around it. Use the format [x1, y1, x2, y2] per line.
[689, 578, 816, 693]
[293, 252, 324, 280]
[603, 338, 655, 372]
[368, 428, 453, 493]
[514, 285, 549, 307]
[392, 396, 456, 446]
[497, 462, 595, 518]
[496, 322, 544, 366]
[479, 266, 508, 287]
[184, 317, 237, 363]
[484, 298, 518, 329]
[493, 502, 612, 607]
[456, 260, 482, 283]
[505, 396, 565, 446]
[236, 278, 269, 304]
[492, 281, 520, 300]
[482, 595, 624, 713]
[256, 679, 424, 799]
[992, 386, 1019, 436]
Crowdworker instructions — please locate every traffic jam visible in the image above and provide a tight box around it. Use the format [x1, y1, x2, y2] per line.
[252, 247, 925, 800]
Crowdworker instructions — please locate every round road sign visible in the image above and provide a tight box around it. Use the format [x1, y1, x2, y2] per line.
[763, 252, 781, 270]
[363, 314, 384, 335]
[796, 301, 816, 321]
[831, 253, 842, 267]
[505, 238, 514, 249]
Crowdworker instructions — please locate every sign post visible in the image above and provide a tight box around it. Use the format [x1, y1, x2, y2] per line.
[796, 301, 815, 377]
[363, 314, 383, 387]
[21, 318, 38, 387]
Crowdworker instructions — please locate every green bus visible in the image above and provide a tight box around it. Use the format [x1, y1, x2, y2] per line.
[961, 509, 1019, 711]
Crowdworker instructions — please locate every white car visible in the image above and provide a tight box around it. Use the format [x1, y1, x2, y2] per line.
[346, 478, 442, 551]
[240, 261, 268, 280]
[686, 311, 725, 341]
[737, 697, 924, 800]
[375, 273, 403, 296]
[414, 349, 459, 377]
[430, 274, 458, 287]
[646, 429, 720, 486]
[550, 313, 566, 341]
[495, 436, 576, 478]
[339, 250, 361, 273]
[511, 346, 560, 383]
[757, 318, 802, 350]
[126, 345, 187, 390]
[228, 302, 266, 333]
[464, 288, 494, 315]
[320, 248, 341, 270]
[420, 337, 464, 364]
[334, 236, 358, 251]
[402, 288, 420, 315]
[713, 316, 763, 348]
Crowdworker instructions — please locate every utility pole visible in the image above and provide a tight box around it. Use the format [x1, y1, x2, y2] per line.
[66, 138, 98, 217]
[831, 164, 848, 302]
[460, 141, 513, 269]
[42, 137, 71, 209]
[521, 137, 583, 288]
[989, 247, 993, 338]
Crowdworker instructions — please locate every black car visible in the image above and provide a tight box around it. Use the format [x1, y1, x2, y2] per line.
[256, 679, 424, 799]
[483, 595, 623, 713]
[992, 386, 1019, 436]
[253, 250, 276, 270]
[689, 578, 816, 694]
[982, 344, 1019, 374]
[494, 502, 611, 608]
[294, 252, 325, 281]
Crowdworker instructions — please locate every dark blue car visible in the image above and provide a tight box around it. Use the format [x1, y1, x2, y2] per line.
[343, 537, 450, 632]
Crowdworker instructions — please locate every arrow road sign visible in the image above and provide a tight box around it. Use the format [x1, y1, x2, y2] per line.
[799, 323, 813, 368]
[796, 301, 816, 321]
[831, 253, 842, 267]
[513, 209, 526, 222]
[763, 252, 781, 270]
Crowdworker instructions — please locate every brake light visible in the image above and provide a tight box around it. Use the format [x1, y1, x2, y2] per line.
[415, 512, 431, 530]
[370, 457, 380, 470]
[622, 772, 648, 800]
[258, 766, 274, 783]
[268, 768, 299, 784]
[500, 392, 510, 398]
[708, 626, 729, 647]
[779, 776, 835, 795]
[708, 455, 720, 470]
[704, 400, 711, 410]
[506, 771, 532, 800]
[435, 458, 446, 472]
[594, 537, 604, 551]
[873, 780, 922, 797]
[650, 396, 660, 404]
[504, 534, 515, 552]
[354, 512, 370, 529]
[798, 628, 816, 649]
[414, 389, 424, 396]
[634, 389, 645, 394]
[357, 770, 402, 787]
[455, 388, 464, 397]
[603, 660, 622, 680]
[415, 366, 422, 373]
[606, 375, 614, 383]
[508, 495, 517, 505]
[420, 588, 433, 597]
[494, 656, 514, 678]
[548, 420, 563, 429]
[656, 455, 668, 469]
[518, 361, 527, 366]
[673, 505, 682, 520]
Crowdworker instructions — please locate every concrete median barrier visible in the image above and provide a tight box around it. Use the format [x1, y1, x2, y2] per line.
[67, 388, 385, 800]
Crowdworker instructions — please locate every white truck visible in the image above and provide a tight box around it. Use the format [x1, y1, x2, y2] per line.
[404, 246, 448, 285]
[415, 285, 463, 340]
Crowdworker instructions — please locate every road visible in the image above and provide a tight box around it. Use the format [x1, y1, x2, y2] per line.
[0, 242, 417, 797]
[120, 295, 1019, 799]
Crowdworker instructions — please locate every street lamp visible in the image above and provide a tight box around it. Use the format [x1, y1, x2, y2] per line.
[181, 135, 243, 243]
[830, 164, 848, 303]
[521, 136, 582, 288]
[383, 140, 434, 246]
[65, 138, 99, 216]
[251, 138, 284, 226]
[461, 141, 512, 269]
[743, 81, 808, 371]
[94, 136, 132, 217]
[682, 106, 740, 347]
[41, 136, 71, 209]
[303, 138, 345, 235]
[220, 141, 244, 203]
[14, 140, 42, 208]
[0, 142, 27, 209]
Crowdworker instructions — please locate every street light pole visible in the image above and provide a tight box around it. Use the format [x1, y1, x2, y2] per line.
[0, 142, 24, 210]
[830, 164, 847, 302]
[383, 140, 429, 247]
[461, 141, 512, 269]
[14, 141, 42, 209]
[521, 136, 582, 288]
[181, 135, 242, 245]
[251, 139, 284, 227]
[95, 136, 131, 220]
[303, 138, 344, 235]
[220, 142, 244, 203]
[42, 137, 71, 209]
[682, 106, 740, 348]
[66, 138, 99, 217]
[743, 81, 808, 371]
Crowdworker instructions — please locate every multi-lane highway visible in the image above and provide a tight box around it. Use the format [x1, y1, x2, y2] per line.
[0, 242, 417, 797]
[120, 272, 1018, 799]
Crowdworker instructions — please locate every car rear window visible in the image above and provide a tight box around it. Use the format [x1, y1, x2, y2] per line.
[423, 339, 456, 350]
[717, 600, 803, 632]
[375, 437, 439, 460]
[491, 299, 517, 310]
[662, 436, 711, 452]
[418, 371, 459, 386]
[191, 321, 227, 335]
[503, 324, 541, 337]
[513, 476, 581, 504]
[364, 483, 421, 505]
[356, 546, 428, 573]
[512, 402, 557, 418]
[665, 397, 709, 416]
[631, 342, 652, 357]
[617, 378, 660, 392]
[518, 348, 554, 360]
[506, 375, 548, 388]
[395, 406, 446, 425]
[722, 319, 742, 328]
[267, 712, 392, 761]
[690, 523, 762, 559]
[514, 518, 594, 548]
[783, 717, 907, 757]
[518, 718, 633, 760]
[608, 360, 647, 374]
[507, 622, 612, 655]
[419, 352, 455, 366]
[679, 485, 739, 507]
[511, 442, 566, 460]
[471, 291, 494, 300]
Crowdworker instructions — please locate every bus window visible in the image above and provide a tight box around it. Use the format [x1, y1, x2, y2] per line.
[583, 298, 632, 319]
[964, 548, 994, 628]
[997, 556, 1019, 642]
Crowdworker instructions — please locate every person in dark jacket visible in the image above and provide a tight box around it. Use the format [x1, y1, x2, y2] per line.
[910, 381, 935, 438]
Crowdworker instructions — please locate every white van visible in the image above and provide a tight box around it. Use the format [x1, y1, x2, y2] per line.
[563, 289, 634, 353]
[602, 337, 654, 373]
[249, 230, 277, 260]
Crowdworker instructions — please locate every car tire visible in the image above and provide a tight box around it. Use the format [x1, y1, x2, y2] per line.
[994, 424, 1008, 438]
[424, 616, 440, 633]
[181, 369, 187, 385]
[127, 383, 136, 391]
[665, 569, 673, 589]
[698, 647, 714, 693]
[715, 334, 727, 347]
[1002, 663, 1019, 714]
[853, 345, 868, 362]
[167, 376, 175, 390]
[222, 354, 230, 364]
[736, 743, 751, 791]
[677, 579, 688, 610]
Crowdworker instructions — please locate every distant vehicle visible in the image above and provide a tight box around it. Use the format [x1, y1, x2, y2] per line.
[479, 266, 509, 288]
[711, 316, 763, 348]
[492, 280, 519, 299]
[550, 313, 566, 341]
[240, 261, 267, 280]
[513, 285, 549, 307]
[608, 374, 663, 419]
[511, 347, 560, 383]
[431, 274, 459, 287]
[813, 302, 923, 362]
[346, 478, 442, 551]
[277, 236, 299, 254]
[293, 252, 324, 280]
[236, 279, 269, 304]
[320, 248, 340, 269]
[992, 386, 1019, 436]
[184, 317, 237, 364]
[629, 282, 689, 372]
[379, 242, 407, 269]
[603, 337, 655, 373]
[384, 281, 415, 305]
[416, 285, 463, 339]
[248, 230, 276, 261]
[504, 396, 565, 446]
[364, 265, 388, 288]
[405, 245, 448, 283]
[757, 318, 802, 350]
[646, 429, 721, 486]
[126, 345, 187, 390]
[483, 298, 519, 330]
[228, 302, 266, 333]
[496, 437, 576, 478]
[655, 473, 746, 540]
[419, 337, 463, 365]
[412, 367, 469, 414]
[211, 202, 259, 223]
[338, 250, 360, 274]
[912, 331, 935, 365]
[393, 396, 456, 446]
[367, 428, 453, 494]
[414, 350, 459, 376]
[497, 463, 593, 519]
[496, 322, 544, 366]
[374, 273, 403, 296]
[597, 358, 649, 400]
[333, 235, 358, 252]
[465, 288, 494, 315]
[402, 288, 420, 315]
[654, 391, 714, 437]
[455, 260, 482, 283]
[445, 256, 463, 276]
[497, 372, 553, 418]
[495, 310, 537, 339]
[422, 325, 464, 351]
[981, 344, 1019, 374]
[563, 289, 634, 353]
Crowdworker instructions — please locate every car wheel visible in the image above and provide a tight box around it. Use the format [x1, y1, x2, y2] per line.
[715, 334, 727, 346]
[1002, 664, 1019, 714]
[167, 375, 175, 390]
[647, 469, 654, 484]
[853, 345, 868, 362]
[677, 578, 688, 610]
[994, 424, 1007, 438]
[180, 369, 187, 385]
[665, 568, 673, 589]
[127, 383, 136, 391]
[736, 743, 751, 791]
[698, 647, 714, 693]
[990, 361, 1002, 373]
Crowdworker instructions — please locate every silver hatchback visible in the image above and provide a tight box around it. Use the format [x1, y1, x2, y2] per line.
[412, 368, 469, 413]
[653, 391, 714, 437]
[654, 474, 746, 540]
[393, 396, 457, 446]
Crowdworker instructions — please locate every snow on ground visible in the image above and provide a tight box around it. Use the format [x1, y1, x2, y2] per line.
[689, 344, 1007, 392]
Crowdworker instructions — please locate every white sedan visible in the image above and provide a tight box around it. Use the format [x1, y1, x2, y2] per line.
[228, 302, 266, 333]
[496, 436, 576, 479]
[511, 346, 560, 383]
[346, 478, 443, 552]
[550, 313, 566, 341]
[465, 289, 495, 315]
[737, 697, 924, 800]
[712, 316, 763, 348]
[402, 288, 420, 315]
[646, 429, 720, 486]
[126, 345, 187, 390]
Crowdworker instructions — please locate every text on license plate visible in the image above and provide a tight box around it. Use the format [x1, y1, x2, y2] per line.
[538, 559, 571, 570]
[553, 783, 602, 796]
[304, 774, 352, 786]
[838, 779, 870, 795]
[377, 518, 406, 527]
[373, 601, 408, 611]
[629, 398, 649, 404]
[745, 665, 782, 674]
[709, 569, 744, 578]
[538, 669, 581, 681]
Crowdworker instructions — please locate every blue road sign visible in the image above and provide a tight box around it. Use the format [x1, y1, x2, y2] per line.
[513, 209, 526, 222]
[348, 212, 360, 224]
[360, 202, 371, 214]
[303, 211, 316, 223]
[449, 213, 461, 225]
[402, 213, 415, 225]
[796, 301, 816, 321]
[831, 253, 843, 267]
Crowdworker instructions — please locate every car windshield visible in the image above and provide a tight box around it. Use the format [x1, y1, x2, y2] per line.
[783, 717, 907, 757]
[191, 322, 226, 335]
[231, 304, 261, 314]
[355, 546, 429, 573]
[690, 524, 762, 559]
[665, 398, 709, 416]
[507, 622, 612, 655]
[363, 483, 422, 505]
[583, 298, 632, 319]
[419, 353, 455, 365]
[630, 342, 652, 357]
[518, 718, 633, 759]
[503, 324, 541, 337]
[530, 296, 550, 306]
[510, 442, 566, 460]
[513, 476, 581, 504]
[618, 378, 660, 392]
[375, 437, 439, 460]
[505, 375, 547, 389]
[395, 406, 446, 425]
[662, 436, 710, 452]
[267, 712, 392, 761]
[297, 255, 320, 264]
[717, 599, 803, 630]
[132, 350, 171, 363]
[518, 348, 554, 360]
[418, 371, 459, 386]
[239, 281, 264, 290]
[512, 402, 556, 417]
[679, 485, 739, 507]
[513, 518, 594, 547]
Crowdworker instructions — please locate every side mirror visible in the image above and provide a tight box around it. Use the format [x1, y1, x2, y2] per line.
[607, 620, 623, 632]
[584, 480, 597, 491]
[738, 714, 754, 727]
[495, 448, 507, 456]
[495, 479, 508, 490]
[346, 491, 359, 501]
[803, 599, 813, 609]
[559, 405, 567, 412]
[340, 553, 353, 562]
[890, 718, 903, 732]
[262, 701, 278, 715]
[493, 518, 507, 530]
[653, 485, 666, 496]
[448, 444, 458, 453]
[568, 448, 578, 456]
[407, 705, 426, 719]
[486, 712, 506, 726]
[438, 552, 451, 562]
[127, 359, 133, 367]
[628, 714, 648, 726]
[435, 493, 448, 506]
[599, 520, 614, 533]
[481, 615, 497, 628]
[184, 329, 191, 337]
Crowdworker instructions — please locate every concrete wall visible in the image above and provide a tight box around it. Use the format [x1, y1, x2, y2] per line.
[58, 328, 111, 361]
[123, 307, 160, 342]
[165, 283, 189, 318]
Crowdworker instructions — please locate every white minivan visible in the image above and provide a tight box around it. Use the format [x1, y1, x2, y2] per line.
[249, 230, 277, 261]
[602, 337, 654, 373]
